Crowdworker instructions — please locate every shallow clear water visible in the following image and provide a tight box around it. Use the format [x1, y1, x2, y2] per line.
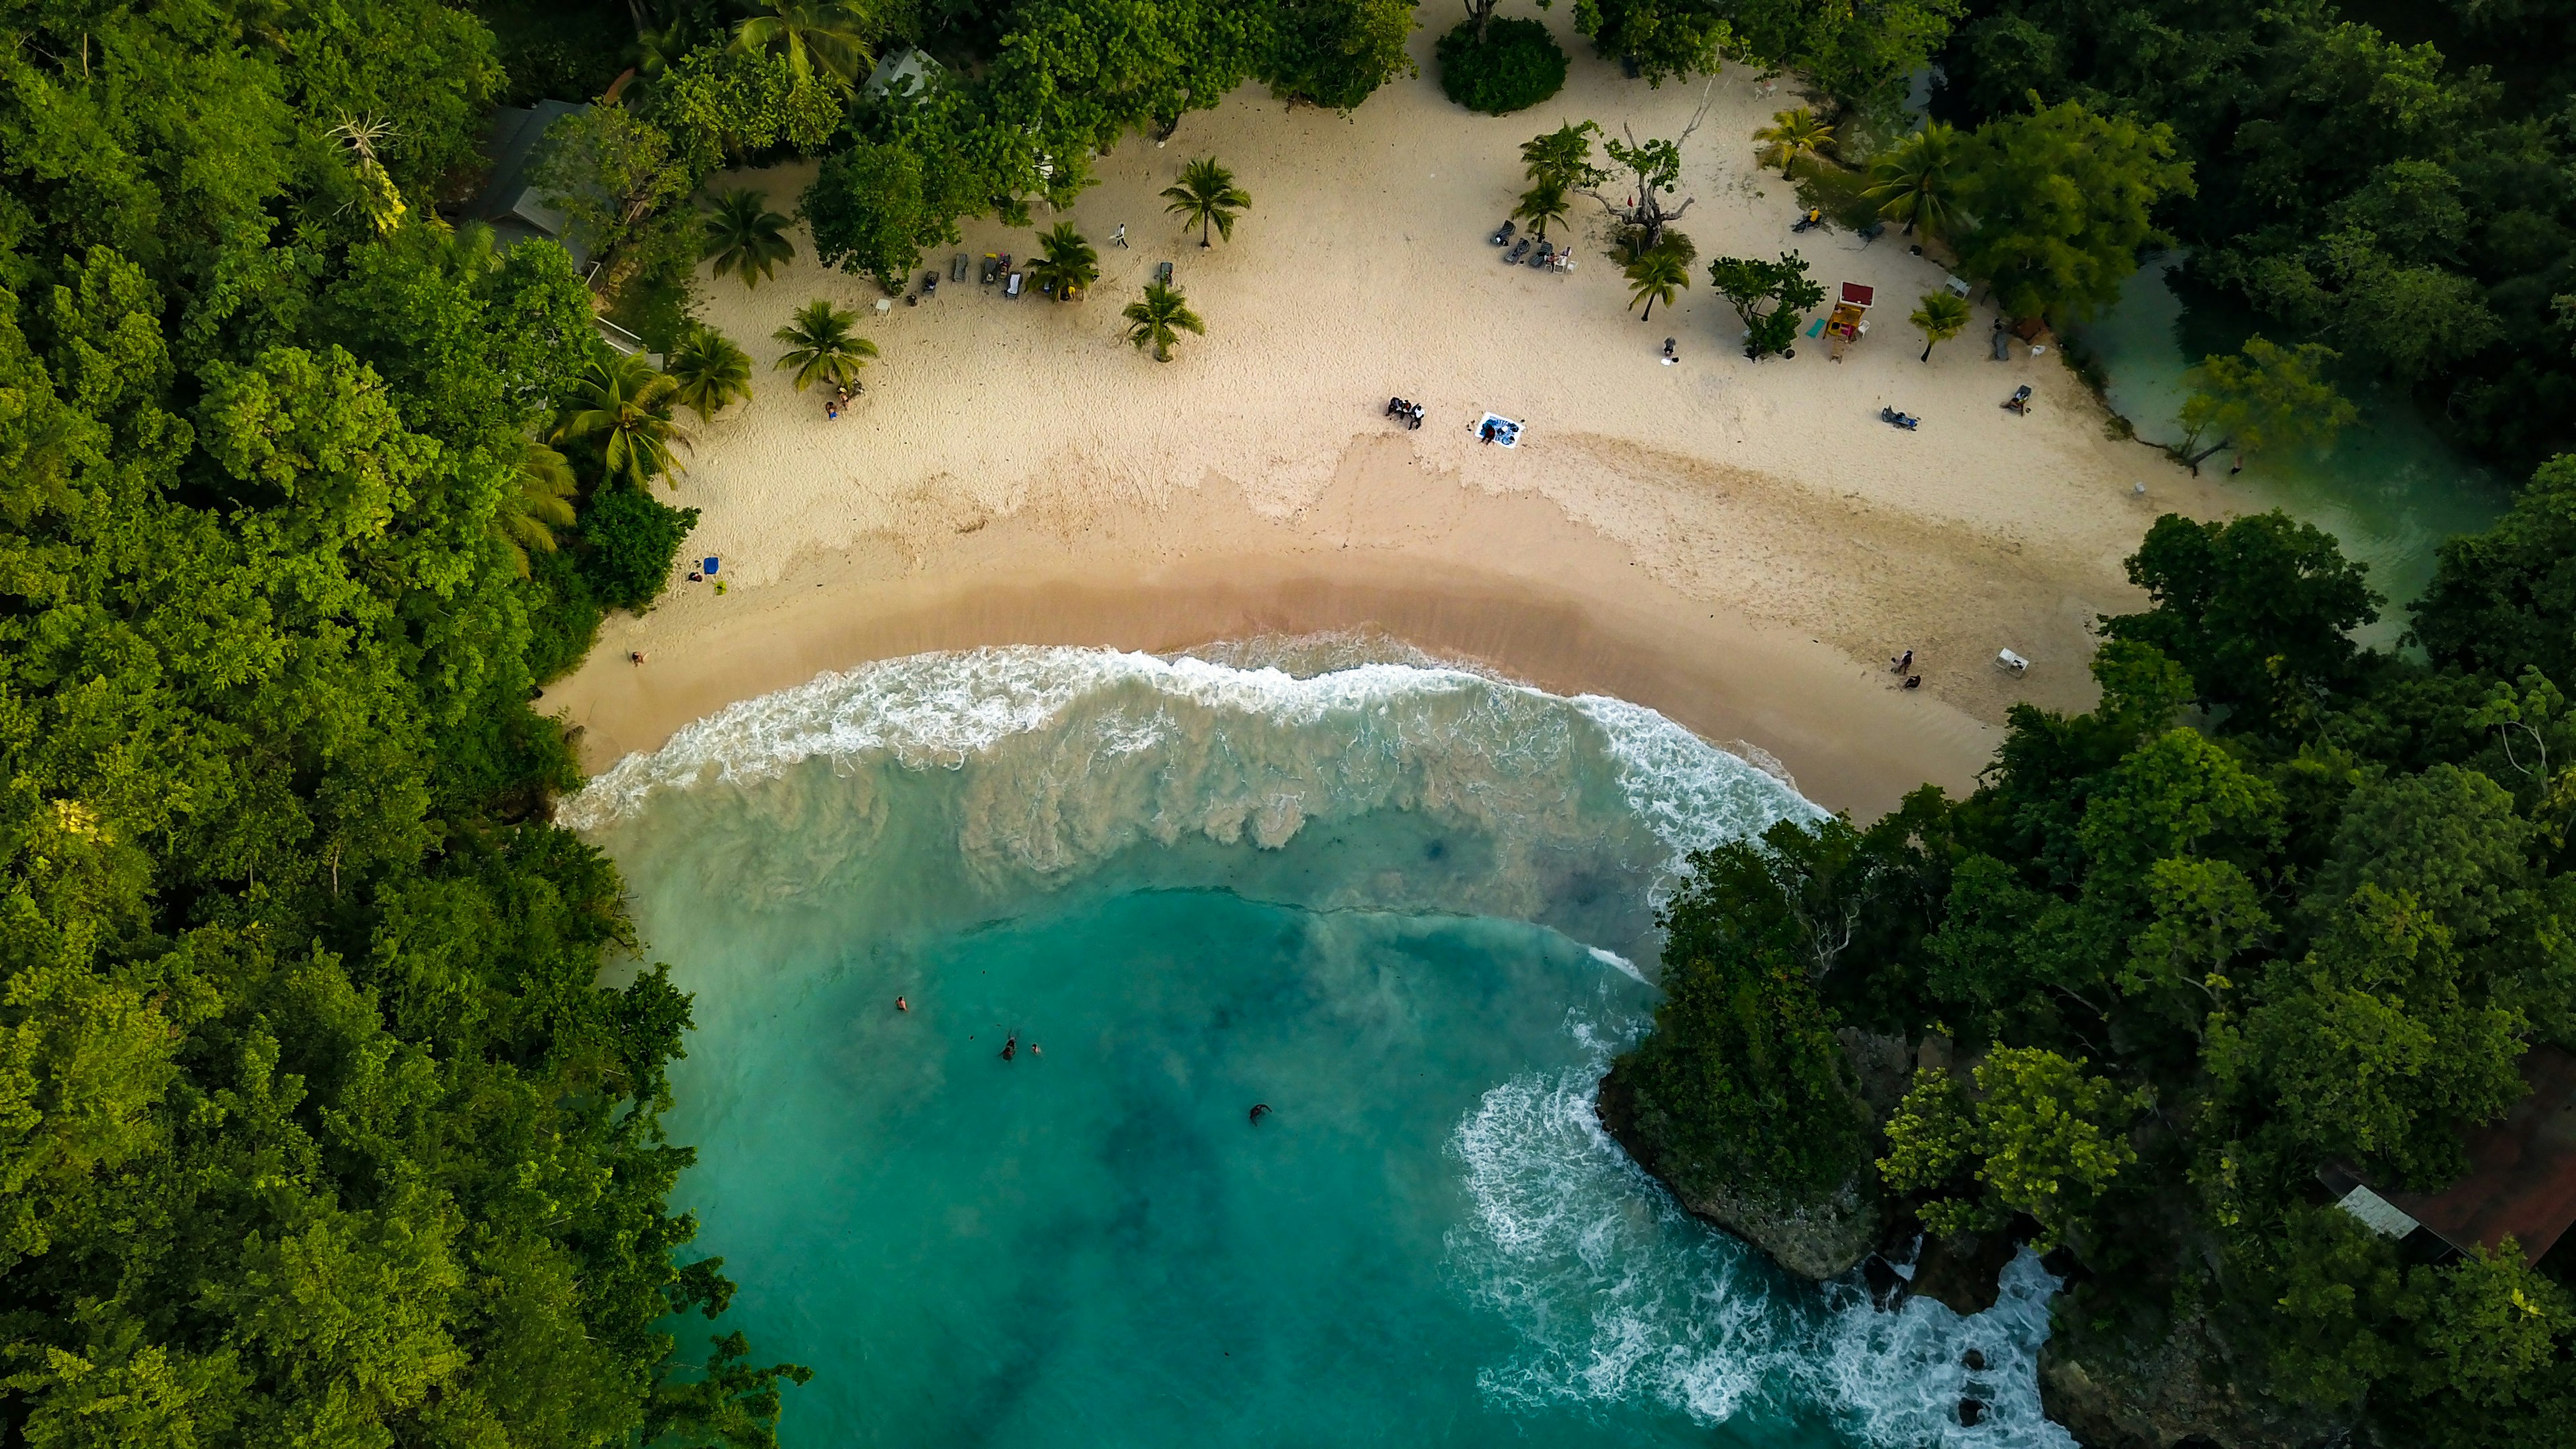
[2071, 257, 2508, 645]
[570, 645, 2072, 1448]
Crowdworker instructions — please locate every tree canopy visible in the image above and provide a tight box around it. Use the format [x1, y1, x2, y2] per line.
[0, 5, 793, 1448]
[1612, 466, 2576, 1445]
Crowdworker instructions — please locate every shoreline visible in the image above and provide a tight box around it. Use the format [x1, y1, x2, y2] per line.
[547, 437, 2015, 818]
[550, 28, 2242, 821]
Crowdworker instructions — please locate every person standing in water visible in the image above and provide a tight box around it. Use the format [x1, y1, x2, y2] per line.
[1248, 1104, 1271, 1124]
[1000, 1031, 1018, 1061]
[896, 996, 908, 1012]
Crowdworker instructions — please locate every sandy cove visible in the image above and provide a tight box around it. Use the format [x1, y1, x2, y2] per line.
[545, 13, 2235, 818]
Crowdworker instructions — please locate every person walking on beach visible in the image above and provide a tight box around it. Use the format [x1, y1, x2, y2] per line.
[1890, 649, 1913, 674]
[1113, 223, 1129, 248]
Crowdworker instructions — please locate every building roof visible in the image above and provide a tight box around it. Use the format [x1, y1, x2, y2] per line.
[865, 47, 945, 99]
[469, 101, 592, 269]
[2333, 1044, 2576, 1263]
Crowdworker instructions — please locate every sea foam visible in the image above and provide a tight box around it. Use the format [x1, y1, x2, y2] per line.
[570, 644, 2065, 1446]
[1451, 1055, 2075, 1448]
[561, 647, 1817, 903]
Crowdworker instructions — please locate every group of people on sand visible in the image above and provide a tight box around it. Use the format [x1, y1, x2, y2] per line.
[1889, 649, 1924, 690]
[1383, 396, 1425, 430]
[824, 382, 859, 421]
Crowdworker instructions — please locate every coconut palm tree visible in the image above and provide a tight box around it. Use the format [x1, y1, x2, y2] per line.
[772, 299, 877, 391]
[1123, 280, 1205, 362]
[1866, 123, 1960, 239]
[1161, 157, 1252, 248]
[552, 352, 692, 490]
[733, 0, 871, 87]
[492, 437, 578, 577]
[1024, 221, 1099, 301]
[667, 323, 755, 420]
[1624, 248, 1690, 322]
[704, 190, 796, 288]
[1513, 178, 1570, 240]
[1752, 107, 1835, 179]
[1910, 290, 1973, 361]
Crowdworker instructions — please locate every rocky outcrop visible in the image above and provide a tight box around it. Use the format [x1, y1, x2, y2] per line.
[1595, 1070, 1881, 1280]
[1908, 1230, 2018, 1316]
[2039, 1311, 2351, 1449]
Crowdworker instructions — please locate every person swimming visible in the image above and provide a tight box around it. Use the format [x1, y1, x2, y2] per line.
[896, 995, 908, 1012]
[1248, 1104, 1271, 1124]
[1000, 1032, 1017, 1061]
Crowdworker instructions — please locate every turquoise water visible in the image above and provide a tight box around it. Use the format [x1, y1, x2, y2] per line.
[2072, 256, 2509, 644]
[568, 645, 2071, 1448]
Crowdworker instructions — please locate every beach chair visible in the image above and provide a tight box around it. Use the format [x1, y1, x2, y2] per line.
[1506, 237, 1532, 264]
[1490, 220, 1515, 246]
[1996, 649, 2030, 675]
[922, 272, 938, 299]
[1530, 242, 1556, 269]
[1004, 270, 1024, 298]
[951, 254, 969, 282]
[1155, 261, 1173, 284]
[2002, 384, 2033, 415]
[981, 254, 1000, 284]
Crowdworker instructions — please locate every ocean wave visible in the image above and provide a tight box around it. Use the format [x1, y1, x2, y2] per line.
[559, 647, 1816, 906]
[1450, 1059, 2074, 1448]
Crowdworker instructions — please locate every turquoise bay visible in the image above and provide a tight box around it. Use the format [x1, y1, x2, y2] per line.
[570, 645, 2069, 1448]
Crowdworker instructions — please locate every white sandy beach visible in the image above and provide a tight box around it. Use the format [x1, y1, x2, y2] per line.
[546, 11, 2231, 816]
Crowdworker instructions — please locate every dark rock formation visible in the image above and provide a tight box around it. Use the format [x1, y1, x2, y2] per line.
[1595, 1070, 1880, 1280]
[1911, 1230, 2019, 1316]
[2039, 1311, 2351, 1449]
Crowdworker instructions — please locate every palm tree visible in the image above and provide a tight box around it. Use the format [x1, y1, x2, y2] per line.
[492, 437, 578, 577]
[1513, 178, 1570, 240]
[1024, 221, 1099, 301]
[733, 0, 871, 87]
[1866, 123, 1960, 239]
[1624, 248, 1690, 322]
[553, 352, 692, 490]
[1122, 281, 1205, 362]
[621, 14, 704, 107]
[1910, 290, 1973, 361]
[1752, 107, 1835, 179]
[704, 190, 796, 288]
[1161, 157, 1252, 248]
[667, 324, 755, 420]
[772, 299, 877, 391]
[1520, 121, 1603, 191]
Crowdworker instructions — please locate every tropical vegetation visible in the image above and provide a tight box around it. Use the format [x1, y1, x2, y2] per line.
[2173, 338, 2359, 475]
[772, 299, 877, 392]
[0, 7, 786, 1449]
[1623, 248, 1690, 322]
[669, 323, 759, 421]
[1615, 471, 2576, 1446]
[704, 189, 799, 288]
[1124, 281, 1207, 362]
[1752, 106, 1835, 178]
[1708, 252, 1825, 360]
[1163, 157, 1254, 248]
[1435, 16, 1568, 115]
[1026, 221, 1102, 300]
[1932, 0, 2576, 472]
[1909, 290, 1972, 360]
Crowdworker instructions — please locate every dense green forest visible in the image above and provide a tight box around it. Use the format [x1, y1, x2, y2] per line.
[1613, 464, 2576, 1444]
[9, 0, 2573, 1445]
[1569, 0, 2575, 470]
[0, 3, 782, 1446]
